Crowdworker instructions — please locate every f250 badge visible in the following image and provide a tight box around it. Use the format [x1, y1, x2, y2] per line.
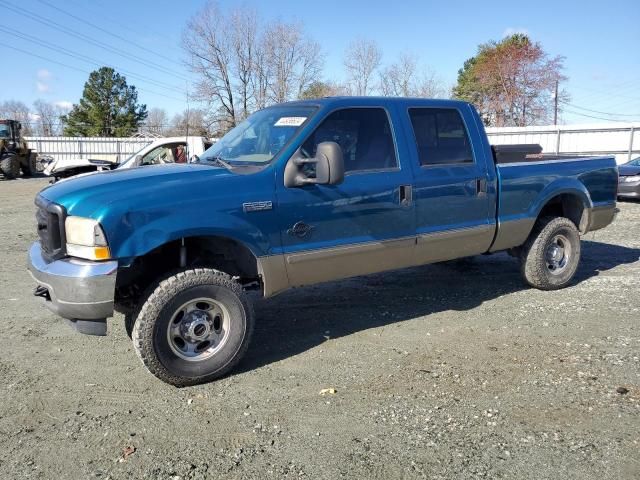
[242, 201, 273, 212]
[287, 221, 314, 238]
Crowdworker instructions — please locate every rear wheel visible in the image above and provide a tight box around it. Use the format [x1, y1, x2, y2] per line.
[0, 154, 20, 179]
[520, 216, 581, 290]
[132, 268, 254, 386]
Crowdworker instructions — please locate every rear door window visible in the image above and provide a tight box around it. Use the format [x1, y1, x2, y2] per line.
[408, 108, 474, 166]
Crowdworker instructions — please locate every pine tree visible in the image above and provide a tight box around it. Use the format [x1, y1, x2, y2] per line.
[62, 67, 148, 137]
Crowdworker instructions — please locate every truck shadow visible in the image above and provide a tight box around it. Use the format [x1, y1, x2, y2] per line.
[236, 240, 640, 375]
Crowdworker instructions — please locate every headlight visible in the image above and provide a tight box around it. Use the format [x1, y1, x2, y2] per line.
[621, 175, 640, 183]
[64, 216, 111, 260]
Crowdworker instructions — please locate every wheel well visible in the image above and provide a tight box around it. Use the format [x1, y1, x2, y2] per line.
[537, 194, 588, 232]
[115, 236, 260, 313]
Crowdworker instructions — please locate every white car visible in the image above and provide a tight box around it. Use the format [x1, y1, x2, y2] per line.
[44, 136, 215, 181]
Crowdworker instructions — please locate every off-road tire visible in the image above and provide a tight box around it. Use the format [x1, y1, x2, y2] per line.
[520, 216, 581, 290]
[131, 268, 254, 387]
[21, 153, 37, 176]
[0, 154, 20, 179]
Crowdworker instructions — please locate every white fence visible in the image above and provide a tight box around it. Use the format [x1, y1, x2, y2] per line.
[25, 136, 158, 163]
[27, 123, 640, 165]
[486, 123, 640, 165]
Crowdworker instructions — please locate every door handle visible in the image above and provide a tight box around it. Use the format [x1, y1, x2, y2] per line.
[476, 178, 488, 196]
[399, 185, 412, 207]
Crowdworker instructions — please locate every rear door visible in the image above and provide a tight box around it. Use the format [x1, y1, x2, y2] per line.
[275, 106, 416, 287]
[402, 104, 496, 263]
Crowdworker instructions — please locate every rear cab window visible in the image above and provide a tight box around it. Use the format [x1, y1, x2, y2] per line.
[408, 108, 474, 166]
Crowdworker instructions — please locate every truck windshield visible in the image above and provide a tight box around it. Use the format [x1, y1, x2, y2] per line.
[0, 124, 10, 138]
[197, 105, 317, 167]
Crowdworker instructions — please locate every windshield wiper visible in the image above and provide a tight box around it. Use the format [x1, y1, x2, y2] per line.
[204, 155, 234, 170]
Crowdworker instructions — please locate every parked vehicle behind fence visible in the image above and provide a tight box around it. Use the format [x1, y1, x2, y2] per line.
[617, 156, 640, 199]
[43, 136, 214, 182]
[28, 97, 618, 386]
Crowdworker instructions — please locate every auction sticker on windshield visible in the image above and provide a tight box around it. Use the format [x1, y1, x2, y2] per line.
[274, 117, 307, 127]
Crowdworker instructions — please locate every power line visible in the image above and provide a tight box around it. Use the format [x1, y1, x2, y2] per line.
[0, 0, 190, 82]
[562, 108, 640, 123]
[0, 43, 185, 103]
[0, 25, 182, 93]
[560, 101, 640, 117]
[35, 0, 182, 65]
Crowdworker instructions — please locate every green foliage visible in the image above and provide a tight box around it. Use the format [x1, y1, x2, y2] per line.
[453, 34, 565, 126]
[299, 81, 339, 100]
[62, 67, 148, 137]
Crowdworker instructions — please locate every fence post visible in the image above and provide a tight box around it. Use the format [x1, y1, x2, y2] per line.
[555, 128, 561, 155]
[629, 126, 635, 162]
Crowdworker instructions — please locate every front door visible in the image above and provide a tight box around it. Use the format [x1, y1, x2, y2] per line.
[275, 107, 416, 287]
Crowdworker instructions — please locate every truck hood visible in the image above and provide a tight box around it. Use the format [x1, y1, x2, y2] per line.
[618, 164, 640, 176]
[39, 164, 234, 218]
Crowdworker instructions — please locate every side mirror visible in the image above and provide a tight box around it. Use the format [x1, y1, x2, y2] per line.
[284, 141, 344, 188]
[190, 155, 200, 163]
[134, 154, 143, 167]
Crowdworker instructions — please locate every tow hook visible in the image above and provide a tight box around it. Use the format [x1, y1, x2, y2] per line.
[34, 285, 50, 301]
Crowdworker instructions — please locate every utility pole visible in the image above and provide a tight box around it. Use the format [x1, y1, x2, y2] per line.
[553, 80, 559, 126]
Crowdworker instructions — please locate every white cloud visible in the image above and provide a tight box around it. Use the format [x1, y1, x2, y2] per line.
[55, 100, 73, 110]
[37, 68, 52, 80]
[36, 81, 50, 93]
[502, 27, 529, 38]
[35, 68, 53, 93]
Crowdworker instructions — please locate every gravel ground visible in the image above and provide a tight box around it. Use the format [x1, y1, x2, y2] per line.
[0, 177, 638, 480]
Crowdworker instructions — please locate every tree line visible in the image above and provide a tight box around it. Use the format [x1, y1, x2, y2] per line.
[4, 1, 566, 137]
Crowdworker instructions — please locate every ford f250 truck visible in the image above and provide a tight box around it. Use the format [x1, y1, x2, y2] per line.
[28, 97, 618, 386]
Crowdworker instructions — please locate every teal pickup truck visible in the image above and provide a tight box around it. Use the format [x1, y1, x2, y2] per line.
[28, 97, 618, 386]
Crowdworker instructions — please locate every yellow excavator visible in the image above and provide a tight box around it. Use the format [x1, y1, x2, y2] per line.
[0, 119, 37, 179]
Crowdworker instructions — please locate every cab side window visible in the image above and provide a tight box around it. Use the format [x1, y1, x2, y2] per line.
[409, 108, 474, 165]
[302, 108, 397, 173]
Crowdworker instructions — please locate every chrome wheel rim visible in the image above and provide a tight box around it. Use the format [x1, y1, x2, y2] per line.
[167, 297, 230, 362]
[545, 234, 571, 275]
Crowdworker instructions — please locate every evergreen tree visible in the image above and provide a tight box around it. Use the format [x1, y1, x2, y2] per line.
[62, 67, 147, 136]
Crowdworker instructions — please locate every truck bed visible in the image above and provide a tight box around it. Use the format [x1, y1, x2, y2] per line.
[489, 155, 618, 252]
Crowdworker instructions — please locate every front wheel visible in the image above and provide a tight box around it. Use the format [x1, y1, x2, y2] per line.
[520, 216, 581, 290]
[132, 268, 254, 386]
[0, 154, 20, 179]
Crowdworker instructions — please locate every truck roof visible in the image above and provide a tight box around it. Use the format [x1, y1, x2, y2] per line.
[275, 96, 471, 109]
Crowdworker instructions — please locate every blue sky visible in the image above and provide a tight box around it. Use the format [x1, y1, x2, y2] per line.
[1, 0, 639, 125]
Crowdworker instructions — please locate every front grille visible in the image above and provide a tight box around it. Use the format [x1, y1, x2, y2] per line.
[35, 195, 66, 260]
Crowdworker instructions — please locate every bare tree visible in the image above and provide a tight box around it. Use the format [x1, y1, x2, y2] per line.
[144, 108, 169, 135]
[183, 1, 323, 133]
[415, 70, 447, 99]
[0, 100, 33, 135]
[344, 38, 382, 95]
[168, 109, 211, 137]
[183, 1, 236, 129]
[379, 53, 418, 96]
[231, 8, 258, 120]
[32, 99, 62, 136]
[263, 21, 323, 103]
[379, 53, 446, 98]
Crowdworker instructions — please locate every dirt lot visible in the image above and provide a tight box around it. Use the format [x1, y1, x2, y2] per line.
[0, 177, 638, 480]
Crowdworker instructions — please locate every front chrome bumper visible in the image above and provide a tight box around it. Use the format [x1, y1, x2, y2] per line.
[27, 242, 118, 322]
